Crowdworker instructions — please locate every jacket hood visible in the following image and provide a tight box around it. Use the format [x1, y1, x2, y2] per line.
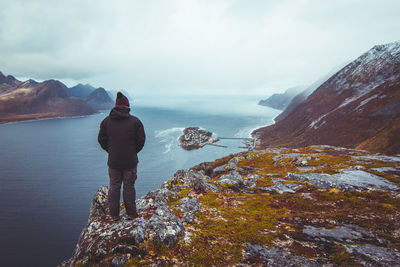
[109, 106, 131, 120]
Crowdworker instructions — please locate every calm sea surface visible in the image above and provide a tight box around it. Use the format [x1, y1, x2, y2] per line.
[0, 105, 278, 266]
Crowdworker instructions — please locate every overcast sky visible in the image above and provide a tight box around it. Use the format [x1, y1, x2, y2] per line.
[0, 0, 399, 97]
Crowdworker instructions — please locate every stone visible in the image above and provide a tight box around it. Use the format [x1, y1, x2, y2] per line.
[225, 156, 244, 171]
[352, 155, 400, 163]
[213, 164, 227, 176]
[242, 244, 319, 266]
[219, 170, 243, 182]
[260, 178, 302, 194]
[287, 170, 399, 192]
[177, 197, 201, 224]
[110, 254, 131, 267]
[88, 186, 109, 221]
[193, 176, 219, 193]
[216, 170, 244, 189]
[344, 244, 400, 267]
[302, 225, 375, 243]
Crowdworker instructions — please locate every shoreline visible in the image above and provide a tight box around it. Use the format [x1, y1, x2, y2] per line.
[0, 112, 102, 126]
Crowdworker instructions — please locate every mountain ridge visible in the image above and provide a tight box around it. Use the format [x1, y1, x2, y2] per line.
[69, 83, 96, 99]
[86, 87, 114, 110]
[254, 41, 400, 155]
[0, 73, 96, 123]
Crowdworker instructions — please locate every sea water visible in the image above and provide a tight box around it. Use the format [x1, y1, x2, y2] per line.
[0, 104, 278, 266]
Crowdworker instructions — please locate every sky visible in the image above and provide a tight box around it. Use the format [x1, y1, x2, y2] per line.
[0, 0, 399, 98]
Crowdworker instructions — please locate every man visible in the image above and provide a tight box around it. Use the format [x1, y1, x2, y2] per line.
[98, 92, 145, 221]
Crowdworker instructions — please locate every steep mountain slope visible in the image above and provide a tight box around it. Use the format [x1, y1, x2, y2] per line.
[275, 63, 350, 123]
[0, 74, 96, 123]
[254, 41, 400, 155]
[69, 83, 96, 99]
[86, 87, 114, 110]
[0, 72, 22, 94]
[258, 86, 304, 110]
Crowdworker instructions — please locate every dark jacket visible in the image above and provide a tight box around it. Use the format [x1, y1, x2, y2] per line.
[98, 106, 146, 169]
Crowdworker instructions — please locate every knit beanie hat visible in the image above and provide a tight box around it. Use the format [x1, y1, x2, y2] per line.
[115, 92, 130, 107]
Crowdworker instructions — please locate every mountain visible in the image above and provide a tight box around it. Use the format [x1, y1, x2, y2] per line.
[258, 86, 305, 110]
[85, 87, 114, 110]
[60, 146, 400, 266]
[275, 63, 350, 123]
[69, 83, 96, 99]
[0, 73, 96, 123]
[254, 41, 400, 155]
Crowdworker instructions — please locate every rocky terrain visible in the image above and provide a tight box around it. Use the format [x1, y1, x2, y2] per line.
[0, 72, 96, 123]
[254, 41, 400, 155]
[61, 145, 400, 266]
[258, 86, 304, 110]
[179, 127, 220, 150]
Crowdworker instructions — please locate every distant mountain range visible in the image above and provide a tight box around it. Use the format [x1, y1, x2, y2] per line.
[254, 41, 400, 155]
[0, 73, 114, 123]
[86, 87, 114, 110]
[69, 83, 96, 99]
[69, 84, 113, 110]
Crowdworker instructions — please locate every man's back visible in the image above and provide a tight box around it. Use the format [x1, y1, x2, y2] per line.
[98, 105, 145, 169]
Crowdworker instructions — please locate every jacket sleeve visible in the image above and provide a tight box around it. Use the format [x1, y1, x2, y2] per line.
[136, 119, 146, 153]
[98, 119, 109, 152]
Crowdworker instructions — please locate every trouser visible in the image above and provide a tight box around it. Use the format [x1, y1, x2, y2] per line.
[108, 166, 137, 217]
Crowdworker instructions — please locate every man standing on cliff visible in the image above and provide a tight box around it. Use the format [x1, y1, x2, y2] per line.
[98, 92, 145, 221]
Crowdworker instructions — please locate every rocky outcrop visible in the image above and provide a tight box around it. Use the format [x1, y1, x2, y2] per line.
[61, 145, 400, 266]
[254, 41, 400, 155]
[179, 127, 220, 150]
[258, 86, 304, 110]
[0, 72, 96, 123]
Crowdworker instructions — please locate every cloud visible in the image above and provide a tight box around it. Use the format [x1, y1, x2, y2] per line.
[0, 0, 399, 95]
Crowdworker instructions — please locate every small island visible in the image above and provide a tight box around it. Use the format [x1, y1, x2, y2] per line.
[179, 127, 220, 150]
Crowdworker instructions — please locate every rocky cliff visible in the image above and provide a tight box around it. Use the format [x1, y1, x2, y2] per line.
[61, 145, 400, 266]
[258, 86, 304, 110]
[0, 72, 96, 123]
[254, 41, 400, 155]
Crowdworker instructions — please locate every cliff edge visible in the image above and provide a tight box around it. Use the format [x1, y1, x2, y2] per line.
[61, 146, 400, 266]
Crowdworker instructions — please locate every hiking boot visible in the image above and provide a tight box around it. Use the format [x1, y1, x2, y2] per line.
[106, 215, 120, 222]
[127, 212, 139, 220]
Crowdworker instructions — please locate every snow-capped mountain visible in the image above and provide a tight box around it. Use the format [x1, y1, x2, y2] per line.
[254, 41, 400, 154]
